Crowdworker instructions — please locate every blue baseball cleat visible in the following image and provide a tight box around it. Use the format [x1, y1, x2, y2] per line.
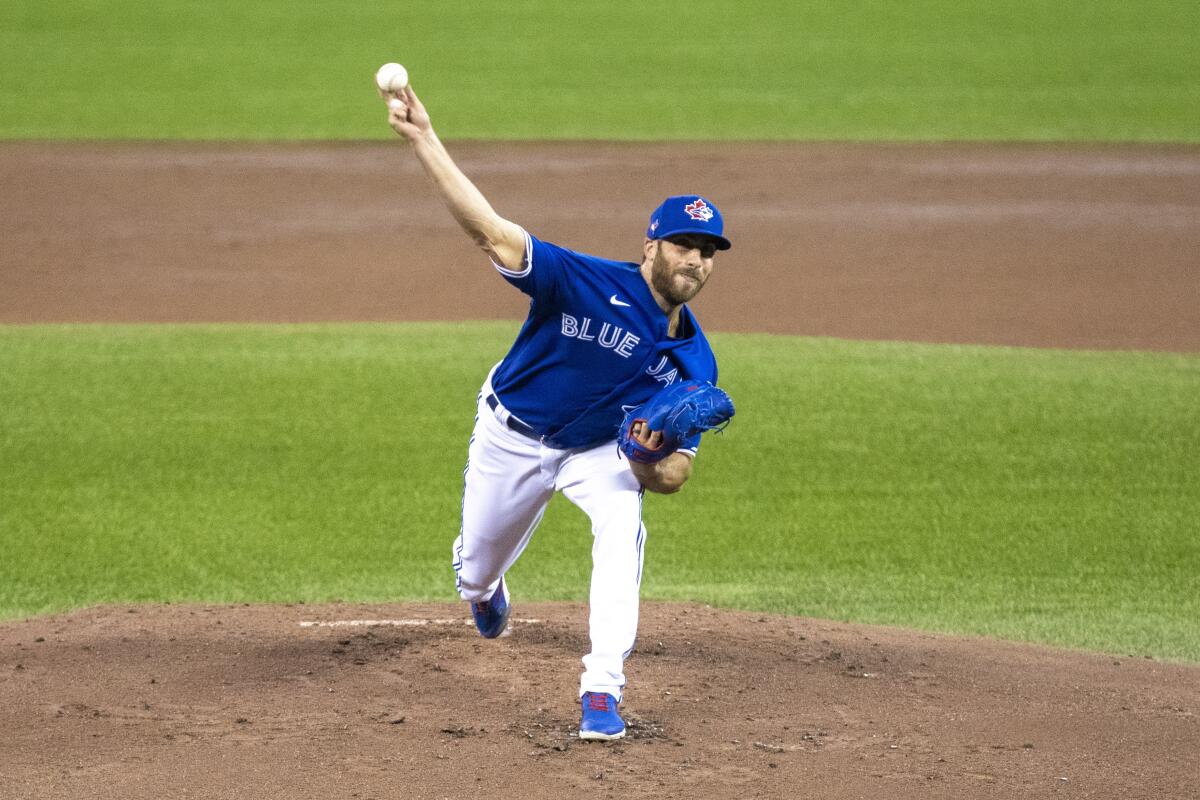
[470, 577, 511, 639]
[579, 691, 626, 741]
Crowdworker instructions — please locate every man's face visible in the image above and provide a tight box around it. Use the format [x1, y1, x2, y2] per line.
[648, 234, 718, 306]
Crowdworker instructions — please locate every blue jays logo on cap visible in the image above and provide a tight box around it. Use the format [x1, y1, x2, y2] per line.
[647, 195, 732, 251]
[683, 198, 714, 221]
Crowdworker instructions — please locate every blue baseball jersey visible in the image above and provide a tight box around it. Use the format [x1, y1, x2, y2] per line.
[489, 231, 719, 451]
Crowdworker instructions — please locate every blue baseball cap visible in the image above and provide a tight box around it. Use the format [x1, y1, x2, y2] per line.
[646, 195, 732, 250]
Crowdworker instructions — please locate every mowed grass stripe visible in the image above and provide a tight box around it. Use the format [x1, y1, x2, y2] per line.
[1, 1, 1197, 141]
[1, 324, 1197, 660]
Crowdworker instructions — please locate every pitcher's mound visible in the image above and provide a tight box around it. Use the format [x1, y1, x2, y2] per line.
[2, 602, 1196, 799]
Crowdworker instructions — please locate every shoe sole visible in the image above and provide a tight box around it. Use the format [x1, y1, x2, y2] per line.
[579, 728, 626, 741]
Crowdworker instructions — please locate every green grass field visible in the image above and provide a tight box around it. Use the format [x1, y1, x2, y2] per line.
[2, 1, 1198, 141]
[2, 324, 1197, 660]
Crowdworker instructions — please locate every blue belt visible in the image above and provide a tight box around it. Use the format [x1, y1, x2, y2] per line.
[486, 393, 540, 441]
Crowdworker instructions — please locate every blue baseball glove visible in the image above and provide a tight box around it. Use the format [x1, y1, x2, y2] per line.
[618, 380, 735, 464]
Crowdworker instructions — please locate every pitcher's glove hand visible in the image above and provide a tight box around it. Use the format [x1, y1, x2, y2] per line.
[618, 380, 735, 464]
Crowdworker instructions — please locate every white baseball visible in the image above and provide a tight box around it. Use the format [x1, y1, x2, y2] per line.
[375, 62, 409, 94]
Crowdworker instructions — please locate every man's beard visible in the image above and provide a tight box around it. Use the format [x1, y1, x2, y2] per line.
[651, 247, 706, 306]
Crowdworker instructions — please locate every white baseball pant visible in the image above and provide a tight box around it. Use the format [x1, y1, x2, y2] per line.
[452, 379, 646, 702]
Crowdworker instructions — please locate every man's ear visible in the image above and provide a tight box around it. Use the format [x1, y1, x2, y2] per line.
[643, 238, 657, 261]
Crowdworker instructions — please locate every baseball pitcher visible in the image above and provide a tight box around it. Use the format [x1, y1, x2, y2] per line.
[383, 82, 734, 740]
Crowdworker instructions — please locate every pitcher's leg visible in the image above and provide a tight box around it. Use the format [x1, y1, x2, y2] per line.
[453, 399, 554, 602]
[558, 449, 646, 703]
[581, 512, 645, 702]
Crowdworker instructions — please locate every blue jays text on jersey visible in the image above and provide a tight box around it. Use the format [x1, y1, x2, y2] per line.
[489, 231, 719, 451]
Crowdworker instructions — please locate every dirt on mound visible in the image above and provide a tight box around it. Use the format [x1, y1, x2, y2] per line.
[2, 602, 1196, 800]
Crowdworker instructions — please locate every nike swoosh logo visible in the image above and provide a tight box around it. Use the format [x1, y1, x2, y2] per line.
[609, 294, 631, 307]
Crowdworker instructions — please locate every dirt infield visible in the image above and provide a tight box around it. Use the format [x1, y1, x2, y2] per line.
[3, 141, 1199, 350]
[1, 142, 1199, 798]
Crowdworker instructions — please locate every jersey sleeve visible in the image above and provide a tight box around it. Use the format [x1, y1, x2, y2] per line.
[490, 231, 571, 309]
